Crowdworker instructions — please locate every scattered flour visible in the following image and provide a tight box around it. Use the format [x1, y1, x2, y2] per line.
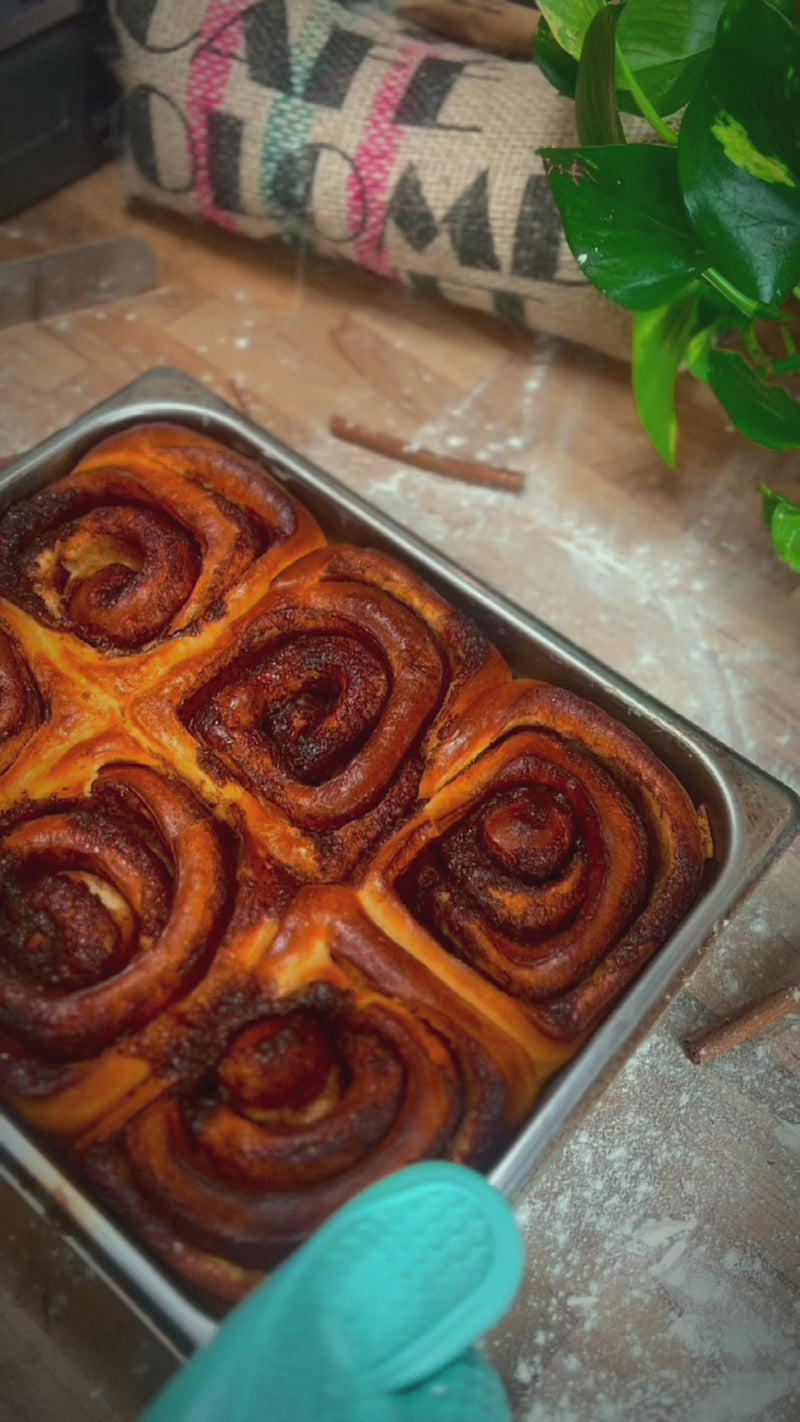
[486, 1018, 800, 1421]
[775, 1119, 800, 1152]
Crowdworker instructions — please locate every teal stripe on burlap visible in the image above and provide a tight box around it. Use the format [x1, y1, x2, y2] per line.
[259, 2, 339, 241]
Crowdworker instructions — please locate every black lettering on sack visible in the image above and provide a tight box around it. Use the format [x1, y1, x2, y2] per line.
[407, 273, 443, 300]
[386, 165, 499, 272]
[394, 57, 490, 131]
[385, 165, 438, 252]
[511, 175, 562, 281]
[207, 111, 244, 212]
[492, 291, 526, 325]
[303, 28, 375, 106]
[390, 163, 574, 287]
[121, 0, 377, 100]
[271, 144, 319, 226]
[245, 0, 293, 93]
[116, 0, 181, 50]
[244, 0, 374, 107]
[442, 171, 499, 270]
[125, 86, 195, 193]
[271, 144, 367, 243]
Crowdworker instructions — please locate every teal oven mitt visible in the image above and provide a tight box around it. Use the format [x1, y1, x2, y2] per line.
[141, 1162, 524, 1422]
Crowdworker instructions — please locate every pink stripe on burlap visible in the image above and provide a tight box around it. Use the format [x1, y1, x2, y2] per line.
[185, 0, 249, 231]
[348, 43, 441, 280]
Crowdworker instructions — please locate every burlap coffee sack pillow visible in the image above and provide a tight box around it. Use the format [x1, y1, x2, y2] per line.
[112, 0, 631, 359]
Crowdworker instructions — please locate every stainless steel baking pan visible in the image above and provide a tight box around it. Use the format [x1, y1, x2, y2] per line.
[2, 366, 799, 1355]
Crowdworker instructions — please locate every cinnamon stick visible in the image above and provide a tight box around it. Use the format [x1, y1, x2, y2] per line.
[684, 982, 800, 1065]
[329, 416, 525, 493]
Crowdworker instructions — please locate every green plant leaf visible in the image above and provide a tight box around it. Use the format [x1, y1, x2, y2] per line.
[536, 1, 724, 119]
[695, 287, 760, 332]
[685, 324, 716, 380]
[537, 1, 605, 59]
[534, 16, 579, 96]
[707, 348, 800, 448]
[576, 4, 625, 144]
[539, 144, 709, 309]
[536, 9, 676, 117]
[616, 0, 726, 115]
[633, 293, 700, 464]
[702, 268, 784, 321]
[678, 0, 800, 305]
[682, 284, 766, 380]
[761, 485, 800, 570]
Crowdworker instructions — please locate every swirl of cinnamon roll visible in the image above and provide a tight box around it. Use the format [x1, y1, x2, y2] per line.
[364, 681, 707, 1037]
[182, 545, 508, 878]
[0, 424, 324, 651]
[79, 887, 543, 1305]
[0, 763, 232, 1062]
[82, 990, 463, 1300]
[0, 622, 44, 776]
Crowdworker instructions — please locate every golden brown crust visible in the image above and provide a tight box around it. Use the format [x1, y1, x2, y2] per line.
[0, 423, 707, 1307]
[0, 763, 230, 1055]
[146, 543, 510, 881]
[365, 680, 706, 1036]
[0, 738, 297, 1139]
[77, 887, 540, 1304]
[0, 618, 45, 776]
[0, 423, 326, 697]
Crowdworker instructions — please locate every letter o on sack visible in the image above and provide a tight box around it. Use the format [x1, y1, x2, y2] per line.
[271, 144, 367, 244]
[125, 86, 196, 194]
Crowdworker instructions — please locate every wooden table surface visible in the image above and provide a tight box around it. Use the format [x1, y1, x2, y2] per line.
[1, 164, 798, 1422]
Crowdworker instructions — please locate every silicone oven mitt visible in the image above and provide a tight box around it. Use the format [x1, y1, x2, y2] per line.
[141, 1162, 524, 1422]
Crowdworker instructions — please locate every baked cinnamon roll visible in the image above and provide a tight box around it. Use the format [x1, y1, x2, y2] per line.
[0, 424, 325, 692]
[0, 746, 295, 1139]
[364, 680, 707, 1037]
[177, 545, 509, 879]
[79, 888, 544, 1305]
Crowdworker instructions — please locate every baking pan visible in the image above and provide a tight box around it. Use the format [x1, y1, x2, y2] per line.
[1, 366, 798, 1356]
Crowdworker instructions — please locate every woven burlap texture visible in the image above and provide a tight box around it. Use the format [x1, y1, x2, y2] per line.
[112, 0, 631, 358]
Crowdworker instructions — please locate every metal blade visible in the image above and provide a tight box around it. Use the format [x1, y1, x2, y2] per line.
[0, 237, 157, 330]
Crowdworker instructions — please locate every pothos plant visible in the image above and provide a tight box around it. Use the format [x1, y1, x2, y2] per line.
[534, 0, 800, 571]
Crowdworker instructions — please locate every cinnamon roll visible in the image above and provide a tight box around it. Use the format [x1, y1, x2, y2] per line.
[0, 746, 295, 1139]
[178, 545, 509, 879]
[0, 424, 324, 679]
[364, 680, 706, 1037]
[79, 888, 543, 1304]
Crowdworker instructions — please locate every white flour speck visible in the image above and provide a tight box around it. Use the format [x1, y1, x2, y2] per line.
[775, 1119, 800, 1152]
